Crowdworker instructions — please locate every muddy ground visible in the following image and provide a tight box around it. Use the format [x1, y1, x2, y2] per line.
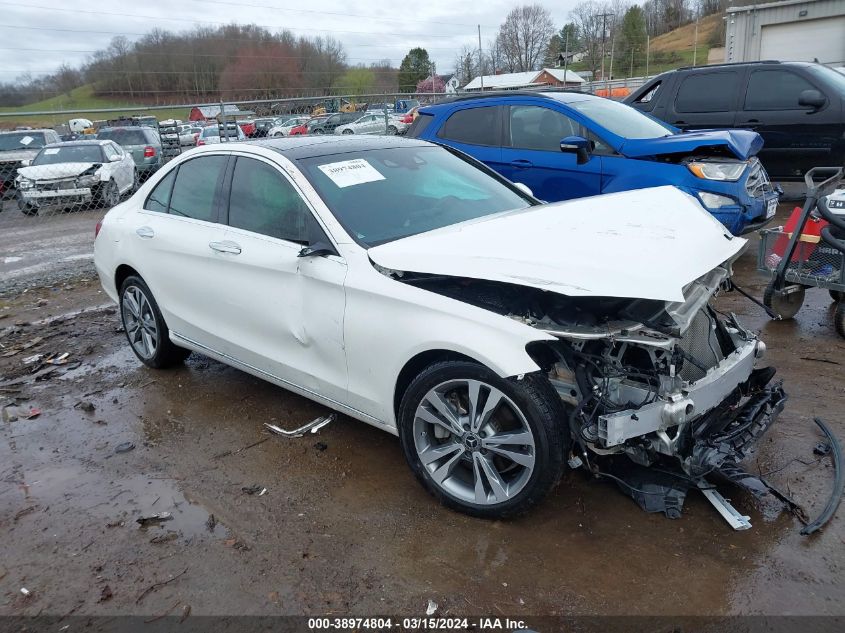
[1, 207, 843, 621]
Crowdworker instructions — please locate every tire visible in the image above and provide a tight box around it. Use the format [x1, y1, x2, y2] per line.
[342, 129, 354, 135]
[398, 360, 568, 519]
[18, 199, 38, 216]
[131, 169, 140, 192]
[99, 179, 120, 208]
[386, 125, 398, 135]
[830, 289, 843, 302]
[763, 283, 805, 320]
[836, 301, 845, 339]
[119, 275, 191, 369]
[312, 129, 324, 135]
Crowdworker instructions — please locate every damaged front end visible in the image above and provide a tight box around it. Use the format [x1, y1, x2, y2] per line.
[396, 260, 786, 527]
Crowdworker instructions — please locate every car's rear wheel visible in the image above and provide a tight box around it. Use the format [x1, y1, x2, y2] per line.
[342, 129, 354, 135]
[119, 275, 190, 369]
[398, 360, 567, 518]
[387, 125, 398, 135]
[312, 129, 324, 135]
[835, 301, 845, 339]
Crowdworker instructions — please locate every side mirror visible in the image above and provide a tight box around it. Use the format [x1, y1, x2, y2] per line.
[19, 159, 31, 167]
[298, 241, 337, 258]
[513, 182, 534, 197]
[560, 135, 591, 165]
[798, 89, 826, 110]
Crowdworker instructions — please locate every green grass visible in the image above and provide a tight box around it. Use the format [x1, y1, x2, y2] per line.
[566, 46, 710, 80]
[0, 85, 191, 128]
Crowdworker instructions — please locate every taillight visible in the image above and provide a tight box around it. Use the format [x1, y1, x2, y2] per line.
[143, 146, 155, 157]
[197, 139, 205, 146]
[95, 220, 103, 239]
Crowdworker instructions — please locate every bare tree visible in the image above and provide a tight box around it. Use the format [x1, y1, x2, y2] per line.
[452, 44, 477, 86]
[495, 4, 556, 72]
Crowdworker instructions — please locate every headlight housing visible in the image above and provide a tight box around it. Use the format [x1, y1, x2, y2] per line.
[16, 177, 34, 189]
[76, 174, 99, 187]
[698, 191, 737, 209]
[687, 161, 747, 181]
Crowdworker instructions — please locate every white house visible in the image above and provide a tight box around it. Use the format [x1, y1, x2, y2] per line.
[463, 68, 585, 91]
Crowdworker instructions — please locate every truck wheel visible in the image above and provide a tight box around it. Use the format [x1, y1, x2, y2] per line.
[764, 283, 805, 320]
[398, 360, 568, 519]
[836, 302, 845, 339]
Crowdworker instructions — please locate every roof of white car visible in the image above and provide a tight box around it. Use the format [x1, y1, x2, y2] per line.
[44, 139, 112, 147]
[254, 135, 432, 160]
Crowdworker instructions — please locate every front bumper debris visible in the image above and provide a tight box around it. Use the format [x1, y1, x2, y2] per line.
[605, 377, 787, 529]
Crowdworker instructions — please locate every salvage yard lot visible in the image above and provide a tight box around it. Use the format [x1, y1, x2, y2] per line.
[1, 203, 844, 618]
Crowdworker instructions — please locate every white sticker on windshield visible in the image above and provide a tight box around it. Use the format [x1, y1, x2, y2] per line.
[43, 148, 60, 155]
[19, 135, 34, 146]
[317, 158, 385, 188]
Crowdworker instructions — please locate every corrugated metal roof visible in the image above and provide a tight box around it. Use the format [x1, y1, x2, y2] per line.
[463, 68, 585, 90]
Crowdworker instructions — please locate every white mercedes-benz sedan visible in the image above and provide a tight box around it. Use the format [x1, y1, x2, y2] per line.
[94, 136, 785, 521]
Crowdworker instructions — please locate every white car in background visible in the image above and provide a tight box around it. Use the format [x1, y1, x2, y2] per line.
[196, 124, 246, 145]
[267, 116, 310, 137]
[16, 140, 135, 215]
[92, 136, 783, 523]
[334, 113, 401, 135]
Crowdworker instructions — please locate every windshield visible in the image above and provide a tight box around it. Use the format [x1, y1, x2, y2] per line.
[97, 129, 148, 145]
[806, 64, 845, 95]
[568, 98, 674, 139]
[0, 132, 47, 152]
[33, 145, 104, 165]
[298, 146, 532, 247]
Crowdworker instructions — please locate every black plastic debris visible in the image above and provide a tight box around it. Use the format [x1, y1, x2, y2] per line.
[136, 512, 172, 526]
[814, 442, 832, 456]
[241, 484, 267, 496]
[314, 441, 328, 452]
[600, 461, 688, 519]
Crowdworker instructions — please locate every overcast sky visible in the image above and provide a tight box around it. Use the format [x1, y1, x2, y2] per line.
[3, 0, 584, 82]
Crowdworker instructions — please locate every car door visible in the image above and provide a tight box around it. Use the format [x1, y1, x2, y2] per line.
[434, 104, 504, 174]
[359, 115, 381, 134]
[667, 69, 742, 130]
[128, 154, 231, 349]
[498, 104, 602, 201]
[211, 154, 348, 402]
[739, 67, 839, 179]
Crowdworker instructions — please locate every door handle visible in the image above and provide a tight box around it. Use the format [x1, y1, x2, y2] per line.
[510, 159, 533, 168]
[135, 226, 154, 239]
[209, 240, 242, 255]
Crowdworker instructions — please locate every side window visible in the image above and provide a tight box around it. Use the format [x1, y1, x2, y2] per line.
[144, 169, 176, 213]
[103, 144, 118, 161]
[406, 113, 433, 138]
[437, 106, 500, 146]
[675, 71, 739, 113]
[227, 157, 311, 244]
[744, 70, 818, 110]
[634, 81, 661, 105]
[508, 105, 579, 152]
[168, 155, 227, 222]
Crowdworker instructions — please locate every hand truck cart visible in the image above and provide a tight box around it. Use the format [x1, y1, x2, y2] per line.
[757, 167, 845, 337]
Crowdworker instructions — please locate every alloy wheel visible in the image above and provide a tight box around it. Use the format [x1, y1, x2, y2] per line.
[121, 285, 159, 360]
[412, 379, 536, 506]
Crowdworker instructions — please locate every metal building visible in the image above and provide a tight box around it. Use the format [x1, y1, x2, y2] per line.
[725, 0, 845, 64]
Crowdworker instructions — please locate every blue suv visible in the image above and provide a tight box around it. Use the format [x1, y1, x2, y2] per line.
[408, 91, 780, 235]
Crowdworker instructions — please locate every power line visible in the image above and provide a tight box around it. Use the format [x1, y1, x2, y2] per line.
[0, 2, 467, 38]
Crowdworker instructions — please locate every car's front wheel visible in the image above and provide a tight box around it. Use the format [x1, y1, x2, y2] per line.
[398, 360, 568, 518]
[119, 275, 191, 369]
[98, 179, 120, 208]
[342, 129, 354, 135]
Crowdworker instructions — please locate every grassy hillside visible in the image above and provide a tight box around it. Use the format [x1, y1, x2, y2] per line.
[0, 85, 191, 129]
[567, 13, 722, 79]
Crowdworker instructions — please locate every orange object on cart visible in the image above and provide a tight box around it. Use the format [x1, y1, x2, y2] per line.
[771, 206, 828, 261]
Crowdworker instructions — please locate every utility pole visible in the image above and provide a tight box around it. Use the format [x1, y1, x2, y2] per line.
[693, 17, 699, 67]
[598, 12, 612, 83]
[478, 25, 484, 91]
[645, 35, 650, 78]
[563, 29, 569, 86]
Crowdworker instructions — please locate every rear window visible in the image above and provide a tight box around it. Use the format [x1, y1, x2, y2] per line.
[405, 113, 433, 138]
[0, 132, 47, 151]
[98, 129, 149, 145]
[675, 71, 739, 113]
[437, 106, 500, 146]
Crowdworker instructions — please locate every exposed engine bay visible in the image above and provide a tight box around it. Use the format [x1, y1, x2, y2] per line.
[388, 260, 789, 528]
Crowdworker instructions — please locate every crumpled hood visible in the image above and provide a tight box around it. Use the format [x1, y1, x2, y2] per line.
[18, 162, 100, 180]
[621, 129, 763, 160]
[369, 186, 746, 303]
